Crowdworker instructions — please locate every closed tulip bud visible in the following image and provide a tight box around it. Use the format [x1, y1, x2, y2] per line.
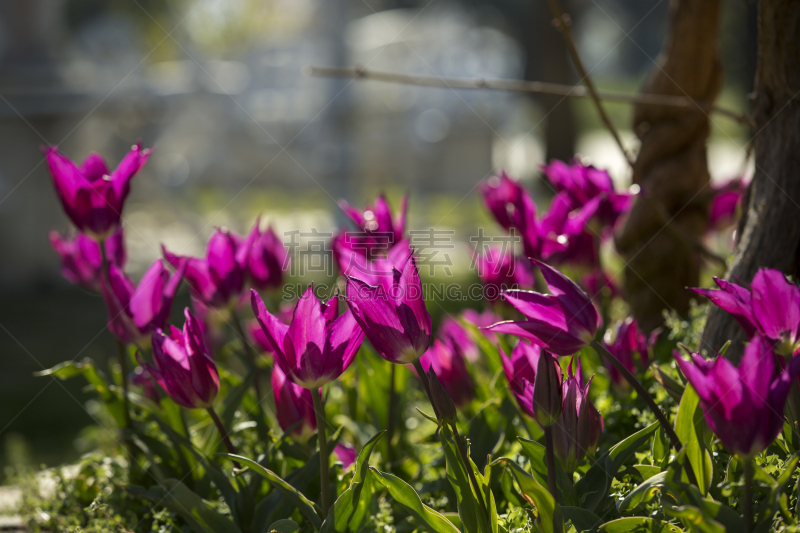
[428, 368, 457, 424]
[501, 341, 542, 419]
[345, 253, 432, 364]
[247, 219, 288, 290]
[334, 443, 357, 469]
[531, 350, 563, 427]
[45, 144, 151, 239]
[102, 259, 184, 346]
[553, 356, 603, 472]
[416, 339, 474, 407]
[487, 260, 601, 356]
[140, 308, 220, 409]
[272, 364, 316, 441]
[49, 228, 126, 291]
[251, 286, 364, 388]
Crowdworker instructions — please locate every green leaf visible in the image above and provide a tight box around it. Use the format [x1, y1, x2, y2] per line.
[664, 504, 725, 533]
[634, 465, 662, 481]
[370, 468, 461, 533]
[576, 421, 660, 512]
[651, 426, 670, 469]
[518, 437, 578, 506]
[357, 348, 392, 427]
[320, 431, 385, 533]
[439, 424, 487, 533]
[226, 454, 322, 530]
[492, 457, 563, 533]
[462, 322, 502, 376]
[37, 359, 125, 426]
[599, 517, 684, 533]
[674, 386, 712, 494]
[266, 519, 300, 533]
[561, 507, 601, 532]
[618, 472, 667, 513]
[144, 478, 241, 533]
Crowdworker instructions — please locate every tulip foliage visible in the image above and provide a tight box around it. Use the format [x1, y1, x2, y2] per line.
[33, 148, 800, 533]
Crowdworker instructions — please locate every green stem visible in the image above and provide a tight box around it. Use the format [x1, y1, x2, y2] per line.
[412, 359, 439, 419]
[451, 422, 491, 528]
[232, 310, 263, 401]
[787, 381, 800, 443]
[206, 406, 241, 469]
[387, 364, 397, 472]
[312, 387, 331, 515]
[543, 426, 559, 503]
[743, 457, 753, 533]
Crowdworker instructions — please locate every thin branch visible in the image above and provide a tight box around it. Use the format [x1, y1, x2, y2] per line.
[544, 0, 634, 166]
[304, 66, 750, 126]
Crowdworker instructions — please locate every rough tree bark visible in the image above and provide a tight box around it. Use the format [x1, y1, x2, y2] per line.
[616, 0, 723, 332]
[701, 0, 800, 355]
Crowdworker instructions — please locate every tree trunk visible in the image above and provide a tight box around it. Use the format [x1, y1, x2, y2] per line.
[701, 0, 800, 356]
[616, 0, 723, 332]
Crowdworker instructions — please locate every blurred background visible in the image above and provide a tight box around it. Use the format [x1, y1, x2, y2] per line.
[0, 0, 755, 479]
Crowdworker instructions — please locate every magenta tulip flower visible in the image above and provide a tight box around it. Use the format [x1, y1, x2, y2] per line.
[339, 194, 408, 248]
[140, 308, 220, 409]
[49, 228, 125, 291]
[163, 227, 255, 309]
[580, 269, 619, 301]
[693, 268, 800, 356]
[602, 318, 651, 390]
[416, 339, 474, 407]
[246, 220, 288, 290]
[675, 335, 800, 457]
[553, 356, 603, 472]
[478, 171, 528, 232]
[272, 364, 317, 441]
[334, 443, 357, 469]
[502, 341, 544, 419]
[439, 316, 478, 362]
[462, 309, 502, 343]
[45, 144, 151, 239]
[345, 254, 432, 364]
[541, 160, 632, 227]
[102, 259, 184, 345]
[474, 245, 534, 301]
[487, 260, 601, 356]
[251, 286, 364, 388]
[248, 301, 295, 354]
[708, 177, 747, 232]
[336, 239, 412, 292]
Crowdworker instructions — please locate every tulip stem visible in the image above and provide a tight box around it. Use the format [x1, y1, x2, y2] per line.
[387, 364, 397, 472]
[450, 422, 491, 527]
[743, 457, 753, 533]
[412, 359, 439, 419]
[232, 310, 263, 401]
[312, 388, 331, 515]
[543, 426, 559, 502]
[206, 407, 238, 456]
[591, 340, 682, 449]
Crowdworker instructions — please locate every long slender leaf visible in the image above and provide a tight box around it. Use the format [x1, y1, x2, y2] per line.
[674, 386, 712, 495]
[492, 457, 563, 533]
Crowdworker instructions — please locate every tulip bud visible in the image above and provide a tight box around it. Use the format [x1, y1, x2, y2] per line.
[532, 350, 563, 427]
[427, 369, 457, 425]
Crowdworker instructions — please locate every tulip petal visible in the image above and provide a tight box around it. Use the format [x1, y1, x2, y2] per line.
[751, 268, 800, 342]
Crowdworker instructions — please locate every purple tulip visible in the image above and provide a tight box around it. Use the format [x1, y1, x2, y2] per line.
[439, 316, 478, 362]
[553, 356, 603, 472]
[336, 239, 412, 292]
[334, 443, 357, 469]
[501, 340, 544, 418]
[541, 160, 632, 227]
[272, 363, 317, 441]
[479, 172, 528, 231]
[45, 144, 151, 239]
[580, 269, 619, 301]
[708, 177, 747, 232]
[527, 349, 563, 427]
[416, 339, 474, 407]
[462, 309, 502, 343]
[693, 268, 800, 356]
[102, 259, 183, 345]
[49, 229, 126, 291]
[163, 227, 255, 309]
[338, 194, 408, 256]
[487, 261, 601, 356]
[601, 318, 650, 390]
[345, 254, 432, 364]
[251, 286, 364, 388]
[248, 301, 295, 354]
[247, 219, 288, 290]
[674, 335, 800, 457]
[140, 308, 220, 409]
[474, 245, 534, 301]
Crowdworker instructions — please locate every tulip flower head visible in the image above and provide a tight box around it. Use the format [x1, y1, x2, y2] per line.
[602, 318, 651, 391]
[49, 229, 126, 291]
[338, 194, 408, 258]
[427, 368, 458, 424]
[45, 144, 151, 239]
[247, 220, 288, 290]
[474, 244, 534, 301]
[553, 356, 603, 472]
[439, 316, 478, 362]
[102, 259, 184, 345]
[163, 227, 255, 309]
[345, 254, 432, 364]
[693, 268, 800, 356]
[334, 443, 357, 469]
[501, 341, 543, 419]
[251, 286, 364, 388]
[478, 172, 528, 232]
[674, 335, 800, 458]
[141, 308, 220, 409]
[272, 364, 317, 441]
[487, 260, 601, 356]
[708, 177, 747, 232]
[417, 339, 474, 407]
[335, 239, 412, 292]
